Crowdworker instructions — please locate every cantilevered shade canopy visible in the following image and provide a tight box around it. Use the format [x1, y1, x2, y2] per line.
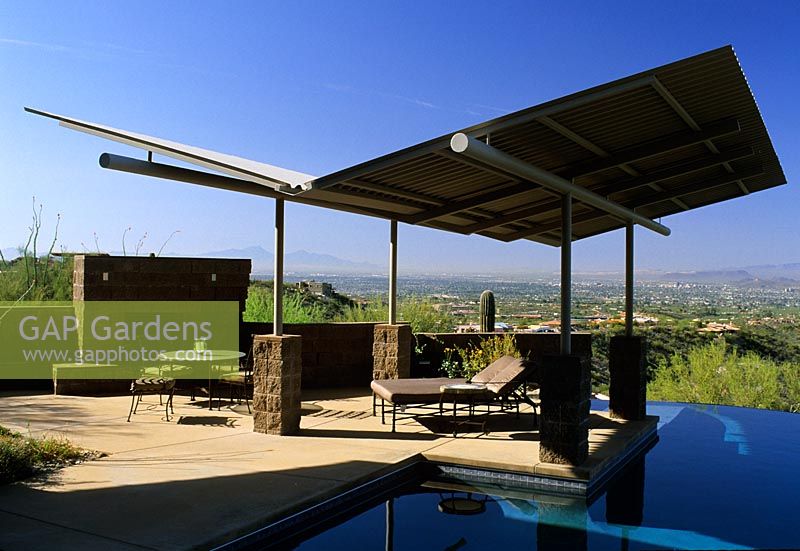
[24, 107, 314, 192]
[27, 45, 785, 246]
[303, 46, 784, 244]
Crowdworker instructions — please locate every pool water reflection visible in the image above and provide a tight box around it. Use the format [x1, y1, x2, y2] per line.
[294, 402, 800, 550]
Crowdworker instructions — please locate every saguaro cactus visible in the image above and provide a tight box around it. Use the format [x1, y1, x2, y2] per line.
[480, 290, 495, 332]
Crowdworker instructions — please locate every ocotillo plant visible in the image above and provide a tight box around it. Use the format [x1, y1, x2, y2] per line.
[480, 290, 495, 332]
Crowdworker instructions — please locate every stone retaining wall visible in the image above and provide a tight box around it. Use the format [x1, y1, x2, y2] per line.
[73, 254, 250, 313]
[38, 255, 252, 396]
[241, 322, 377, 388]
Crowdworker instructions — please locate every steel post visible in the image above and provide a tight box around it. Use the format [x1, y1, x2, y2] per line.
[274, 198, 284, 336]
[561, 193, 572, 355]
[389, 220, 398, 325]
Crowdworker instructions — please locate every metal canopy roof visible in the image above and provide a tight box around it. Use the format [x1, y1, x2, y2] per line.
[24, 107, 315, 192]
[27, 45, 785, 247]
[302, 45, 784, 245]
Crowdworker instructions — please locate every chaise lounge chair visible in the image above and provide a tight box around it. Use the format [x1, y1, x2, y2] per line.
[370, 355, 537, 432]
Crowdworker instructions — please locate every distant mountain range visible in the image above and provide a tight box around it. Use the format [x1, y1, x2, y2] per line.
[199, 246, 381, 274]
[1, 244, 380, 274]
[645, 263, 800, 287]
[2, 243, 799, 285]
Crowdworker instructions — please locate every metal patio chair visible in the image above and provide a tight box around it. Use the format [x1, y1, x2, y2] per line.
[127, 377, 176, 422]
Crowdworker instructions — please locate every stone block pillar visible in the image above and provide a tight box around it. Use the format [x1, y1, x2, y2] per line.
[372, 324, 412, 380]
[252, 334, 302, 435]
[538, 355, 590, 465]
[609, 335, 647, 420]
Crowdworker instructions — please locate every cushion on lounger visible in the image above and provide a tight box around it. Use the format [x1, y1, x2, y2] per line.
[371, 377, 466, 404]
[469, 355, 515, 384]
[485, 358, 528, 394]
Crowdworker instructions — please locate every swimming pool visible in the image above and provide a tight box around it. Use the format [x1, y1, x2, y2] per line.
[290, 401, 800, 550]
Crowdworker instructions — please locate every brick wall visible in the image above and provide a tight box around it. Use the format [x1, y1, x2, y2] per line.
[242, 322, 377, 388]
[73, 255, 250, 314]
[241, 326, 592, 390]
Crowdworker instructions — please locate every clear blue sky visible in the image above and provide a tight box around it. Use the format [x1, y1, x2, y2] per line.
[1, 1, 797, 273]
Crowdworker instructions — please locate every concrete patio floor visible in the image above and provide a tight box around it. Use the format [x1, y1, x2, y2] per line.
[0, 389, 656, 550]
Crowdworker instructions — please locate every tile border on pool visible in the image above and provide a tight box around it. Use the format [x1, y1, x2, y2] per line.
[428, 463, 589, 495]
[426, 418, 659, 499]
[213, 423, 659, 550]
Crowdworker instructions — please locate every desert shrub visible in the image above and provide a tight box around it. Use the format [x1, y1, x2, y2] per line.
[729, 324, 800, 365]
[0, 426, 89, 484]
[446, 334, 523, 380]
[243, 286, 327, 323]
[335, 297, 454, 333]
[399, 298, 453, 333]
[0, 200, 73, 302]
[336, 298, 388, 323]
[648, 340, 795, 411]
[0, 255, 73, 302]
[440, 347, 461, 378]
[780, 362, 800, 413]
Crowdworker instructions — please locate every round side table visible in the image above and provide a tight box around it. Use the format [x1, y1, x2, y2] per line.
[440, 383, 489, 437]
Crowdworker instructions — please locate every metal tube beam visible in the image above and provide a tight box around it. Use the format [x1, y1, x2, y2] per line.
[458, 146, 754, 236]
[625, 223, 634, 337]
[450, 133, 671, 237]
[274, 198, 284, 336]
[100, 154, 527, 248]
[388, 220, 398, 325]
[99, 153, 405, 221]
[561, 194, 572, 355]
[498, 165, 763, 243]
[99, 153, 543, 246]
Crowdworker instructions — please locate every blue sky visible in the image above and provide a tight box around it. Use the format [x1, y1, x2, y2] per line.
[1, 1, 797, 273]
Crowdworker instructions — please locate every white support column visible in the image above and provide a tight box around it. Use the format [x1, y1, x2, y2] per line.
[561, 193, 572, 355]
[625, 222, 634, 337]
[274, 198, 284, 336]
[388, 220, 398, 325]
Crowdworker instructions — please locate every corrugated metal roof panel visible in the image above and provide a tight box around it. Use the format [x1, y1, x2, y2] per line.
[29, 46, 786, 247]
[309, 45, 785, 245]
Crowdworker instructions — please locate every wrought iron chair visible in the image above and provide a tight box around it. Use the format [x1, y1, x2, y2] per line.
[217, 346, 254, 413]
[127, 377, 176, 422]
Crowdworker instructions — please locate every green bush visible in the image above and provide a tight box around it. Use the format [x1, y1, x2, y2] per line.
[399, 298, 454, 333]
[335, 297, 454, 333]
[0, 255, 73, 302]
[336, 298, 388, 323]
[648, 340, 797, 411]
[243, 285, 327, 323]
[446, 334, 523, 380]
[780, 362, 800, 413]
[0, 200, 72, 302]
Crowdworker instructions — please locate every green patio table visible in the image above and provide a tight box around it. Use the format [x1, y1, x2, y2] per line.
[158, 349, 244, 410]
